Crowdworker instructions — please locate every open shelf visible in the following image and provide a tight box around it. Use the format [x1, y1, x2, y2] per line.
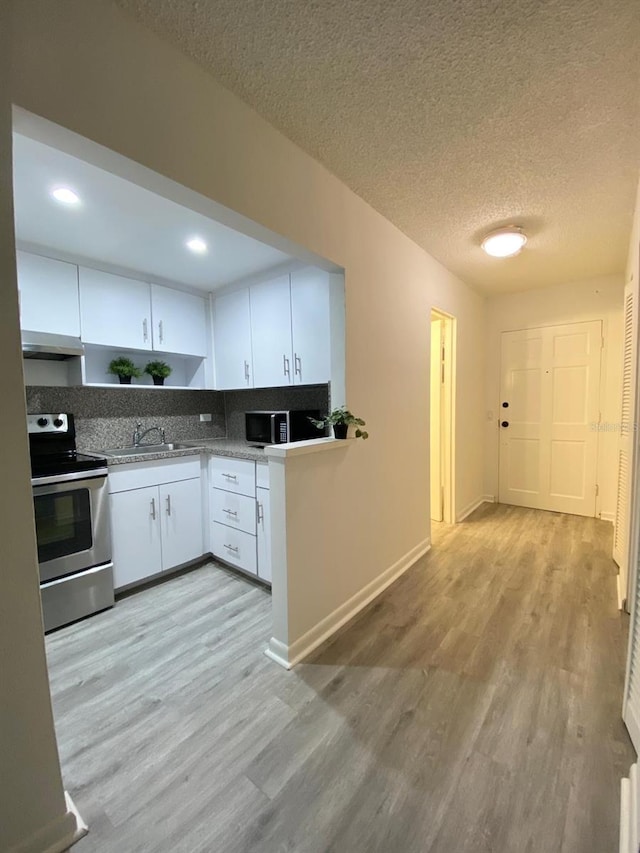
[81, 345, 207, 389]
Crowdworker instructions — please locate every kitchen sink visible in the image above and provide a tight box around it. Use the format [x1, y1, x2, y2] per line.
[101, 443, 189, 457]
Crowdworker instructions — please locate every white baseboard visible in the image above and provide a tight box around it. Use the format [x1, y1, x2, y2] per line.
[619, 763, 638, 853]
[617, 574, 627, 611]
[8, 792, 86, 853]
[482, 494, 495, 504]
[265, 537, 431, 670]
[601, 511, 615, 523]
[457, 496, 491, 522]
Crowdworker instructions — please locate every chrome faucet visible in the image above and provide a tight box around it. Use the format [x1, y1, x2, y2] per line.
[133, 422, 166, 447]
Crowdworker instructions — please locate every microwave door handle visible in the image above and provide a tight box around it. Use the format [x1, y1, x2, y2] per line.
[270, 414, 277, 444]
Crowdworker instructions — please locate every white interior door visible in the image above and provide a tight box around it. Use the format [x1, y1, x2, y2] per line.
[614, 284, 636, 600]
[430, 317, 443, 522]
[499, 321, 602, 516]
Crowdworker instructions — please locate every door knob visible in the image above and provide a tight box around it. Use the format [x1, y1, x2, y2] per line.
[501, 421, 509, 428]
[502, 401, 509, 408]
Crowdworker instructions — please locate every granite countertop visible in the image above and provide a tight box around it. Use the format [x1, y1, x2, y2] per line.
[88, 438, 267, 466]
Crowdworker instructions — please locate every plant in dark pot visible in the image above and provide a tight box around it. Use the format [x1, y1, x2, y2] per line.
[108, 356, 142, 385]
[144, 360, 173, 386]
[309, 407, 369, 440]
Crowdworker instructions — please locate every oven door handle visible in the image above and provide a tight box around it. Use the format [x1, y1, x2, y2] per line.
[31, 468, 109, 486]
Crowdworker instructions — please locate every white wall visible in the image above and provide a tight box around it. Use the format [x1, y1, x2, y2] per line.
[0, 6, 78, 852]
[484, 274, 625, 519]
[9, 0, 486, 662]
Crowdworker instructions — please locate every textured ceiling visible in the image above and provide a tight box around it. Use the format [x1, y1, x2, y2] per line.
[115, 0, 640, 294]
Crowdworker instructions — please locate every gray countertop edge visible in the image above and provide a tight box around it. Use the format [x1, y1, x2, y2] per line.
[85, 440, 267, 466]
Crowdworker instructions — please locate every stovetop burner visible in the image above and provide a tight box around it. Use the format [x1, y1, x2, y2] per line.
[28, 413, 107, 479]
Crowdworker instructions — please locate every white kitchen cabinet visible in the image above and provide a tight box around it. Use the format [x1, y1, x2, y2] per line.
[17, 251, 80, 337]
[159, 478, 204, 569]
[151, 284, 207, 357]
[110, 485, 163, 588]
[211, 488, 257, 535]
[250, 275, 293, 388]
[290, 268, 331, 385]
[213, 288, 253, 389]
[109, 458, 203, 590]
[211, 524, 258, 575]
[79, 267, 152, 350]
[256, 486, 272, 583]
[210, 456, 256, 498]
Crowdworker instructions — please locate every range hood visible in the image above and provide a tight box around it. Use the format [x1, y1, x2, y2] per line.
[22, 331, 85, 361]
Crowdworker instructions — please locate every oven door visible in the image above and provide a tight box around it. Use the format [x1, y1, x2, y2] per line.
[32, 470, 111, 583]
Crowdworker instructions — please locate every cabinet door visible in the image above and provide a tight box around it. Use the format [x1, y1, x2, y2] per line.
[250, 275, 293, 388]
[256, 486, 272, 584]
[290, 268, 331, 385]
[79, 267, 152, 350]
[159, 478, 203, 571]
[151, 284, 207, 357]
[110, 486, 162, 589]
[213, 289, 253, 389]
[17, 252, 80, 336]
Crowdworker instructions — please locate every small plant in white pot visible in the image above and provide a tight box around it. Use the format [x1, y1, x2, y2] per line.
[309, 408, 369, 440]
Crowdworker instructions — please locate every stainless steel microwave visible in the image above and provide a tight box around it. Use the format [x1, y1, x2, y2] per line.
[245, 410, 322, 445]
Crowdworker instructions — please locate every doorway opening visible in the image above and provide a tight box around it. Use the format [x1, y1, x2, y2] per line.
[430, 309, 455, 525]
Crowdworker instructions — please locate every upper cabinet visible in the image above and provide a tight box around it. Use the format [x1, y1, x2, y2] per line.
[79, 268, 207, 357]
[213, 269, 332, 391]
[250, 274, 294, 388]
[290, 268, 331, 385]
[150, 285, 207, 358]
[79, 267, 153, 350]
[213, 288, 253, 390]
[17, 252, 80, 337]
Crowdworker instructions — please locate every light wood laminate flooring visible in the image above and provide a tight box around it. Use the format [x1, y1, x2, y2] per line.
[46, 503, 635, 852]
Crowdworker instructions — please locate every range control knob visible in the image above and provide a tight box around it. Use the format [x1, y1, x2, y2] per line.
[37, 417, 49, 428]
[53, 418, 64, 428]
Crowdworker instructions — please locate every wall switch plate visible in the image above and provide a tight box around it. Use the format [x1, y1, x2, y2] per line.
[200, 413, 212, 422]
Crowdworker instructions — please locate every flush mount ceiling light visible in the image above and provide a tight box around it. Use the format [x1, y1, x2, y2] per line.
[186, 236, 208, 254]
[481, 227, 527, 258]
[50, 186, 81, 206]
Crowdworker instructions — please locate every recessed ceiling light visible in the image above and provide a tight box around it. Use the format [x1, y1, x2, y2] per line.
[481, 227, 527, 258]
[186, 237, 208, 254]
[51, 187, 81, 206]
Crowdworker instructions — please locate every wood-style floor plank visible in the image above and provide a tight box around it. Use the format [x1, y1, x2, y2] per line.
[45, 505, 635, 852]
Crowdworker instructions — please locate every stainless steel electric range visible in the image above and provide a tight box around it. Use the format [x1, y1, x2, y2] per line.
[29, 413, 114, 632]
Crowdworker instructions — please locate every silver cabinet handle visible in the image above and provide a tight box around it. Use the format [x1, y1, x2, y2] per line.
[244, 360, 250, 382]
[159, 320, 164, 344]
[223, 508, 238, 517]
[294, 353, 302, 377]
[224, 543, 239, 554]
[150, 498, 156, 520]
[143, 318, 149, 342]
[166, 494, 171, 516]
[257, 501, 264, 524]
[283, 354, 290, 377]
[223, 473, 238, 481]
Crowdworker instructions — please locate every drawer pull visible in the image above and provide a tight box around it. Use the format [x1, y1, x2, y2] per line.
[223, 473, 238, 481]
[257, 502, 264, 524]
[224, 543, 239, 553]
[223, 508, 238, 517]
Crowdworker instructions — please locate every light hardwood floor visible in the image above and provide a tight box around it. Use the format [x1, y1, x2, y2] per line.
[46, 503, 635, 852]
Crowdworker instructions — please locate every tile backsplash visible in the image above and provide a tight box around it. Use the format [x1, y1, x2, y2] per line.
[25, 384, 330, 450]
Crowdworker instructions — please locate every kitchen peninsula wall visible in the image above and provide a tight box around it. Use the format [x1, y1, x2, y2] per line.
[25, 384, 330, 450]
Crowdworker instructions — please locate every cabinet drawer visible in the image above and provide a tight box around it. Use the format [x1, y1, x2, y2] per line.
[109, 457, 201, 493]
[211, 523, 257, 575]
[256, 461, 269, 490]
[212, 488, 256, 535]
[210, 456, 255, 497]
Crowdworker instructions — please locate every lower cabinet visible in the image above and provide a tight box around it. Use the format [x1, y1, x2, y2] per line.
[109, 458, 203, 590]
[256, 486, 272, 583]
[211, 457, 272, 584]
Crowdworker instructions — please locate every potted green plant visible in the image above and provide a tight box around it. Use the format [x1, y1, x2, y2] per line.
[108, 356, 142, 385]
[309, 407, 369, 440]
[144, 360, 173, 386]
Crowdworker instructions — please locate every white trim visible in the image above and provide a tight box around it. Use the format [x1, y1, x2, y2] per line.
[624, 698, 640, 755]
[265, 537, 431, 669]
[619, 764, 638, 853]
[482, 494, 495, 503]
[457, 496, 490, 522]
[601, 511, 616, 523]
[618, 573, 627, 611]
[7, 792, 86, 853]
